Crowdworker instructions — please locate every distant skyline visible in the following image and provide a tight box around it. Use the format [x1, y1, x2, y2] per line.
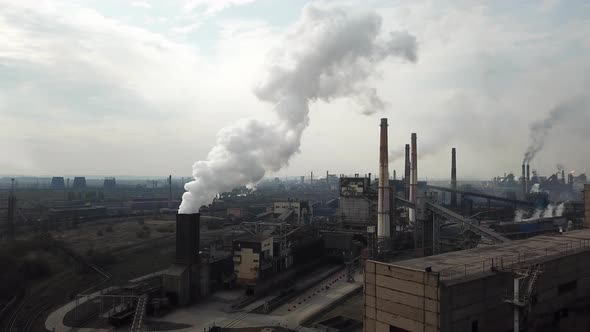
[1, 0, 589, 181]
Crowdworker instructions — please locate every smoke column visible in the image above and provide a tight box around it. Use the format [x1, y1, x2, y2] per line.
[179, 4, 418, 213]
[523, 96, 589, 163]
[556, 203, 565, 217]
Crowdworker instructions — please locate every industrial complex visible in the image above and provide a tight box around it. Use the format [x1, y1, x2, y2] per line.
[1, 117, 589, 332]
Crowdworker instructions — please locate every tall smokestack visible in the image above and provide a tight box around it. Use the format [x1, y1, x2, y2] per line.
[451, 148, 457, 206]
[168, 175, 173, 209]
[378, 118, 390, 238]
[404, 144, 410, 199]
[409, 133, 417, 223]
[326, 170, 329, 185]
[522, 163, 526, 197]
[562, 170, 566, 184]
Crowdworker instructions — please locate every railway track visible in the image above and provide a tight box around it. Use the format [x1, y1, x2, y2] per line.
[223, 312, 251, 328]
[3, 273, 67, 332]
[3, 244, 112, 332]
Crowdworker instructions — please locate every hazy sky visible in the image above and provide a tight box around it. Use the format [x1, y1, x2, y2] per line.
[1, 0, 589, 180]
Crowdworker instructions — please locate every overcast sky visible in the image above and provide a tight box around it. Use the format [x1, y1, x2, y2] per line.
[1, 0, 589, 180]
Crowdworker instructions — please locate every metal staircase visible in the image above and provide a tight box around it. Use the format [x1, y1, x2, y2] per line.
[505, 264, 543, 307]
[130, 294, 148, 332]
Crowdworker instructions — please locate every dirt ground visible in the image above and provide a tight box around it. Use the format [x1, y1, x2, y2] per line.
[50, 218, 176, 254]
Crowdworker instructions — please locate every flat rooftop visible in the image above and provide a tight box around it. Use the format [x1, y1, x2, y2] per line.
[388, 228, 590, 282]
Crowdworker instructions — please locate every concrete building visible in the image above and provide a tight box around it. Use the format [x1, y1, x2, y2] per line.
[233, 235, 274, 288]
[272, 200, 310, 224]
[339, 176, 376, 230]
[364, 229, 590, 332]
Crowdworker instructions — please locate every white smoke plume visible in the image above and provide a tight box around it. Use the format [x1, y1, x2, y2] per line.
[523, 96, 589, 163]
[514, 209, 526, 222]
[179, 4, 418, 213]
[555, 202, 565, 217]
[542, 203, 555, 218]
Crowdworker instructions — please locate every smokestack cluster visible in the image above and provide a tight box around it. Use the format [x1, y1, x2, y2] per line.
[451, 148, 457, 206]
[377, 118, 390, 238]
[404, 144, 410, 200]
[179, 5, 418, 213]
[409, 133, 417, 223]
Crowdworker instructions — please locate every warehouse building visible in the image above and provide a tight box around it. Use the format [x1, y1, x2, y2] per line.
[364, 228, 590, 332]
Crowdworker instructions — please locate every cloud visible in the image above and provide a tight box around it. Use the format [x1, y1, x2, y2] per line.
[183, 0, 257, 15]
[131, 1, 152, 9]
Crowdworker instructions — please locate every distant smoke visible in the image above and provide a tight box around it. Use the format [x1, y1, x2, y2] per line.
[179, 4, 418, 213]
[389, 142, 438, 164]
[556, 163, 565, 172]
[523, 96, 589, 163]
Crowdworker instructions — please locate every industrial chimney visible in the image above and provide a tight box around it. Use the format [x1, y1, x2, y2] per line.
[378, 118, 390, 238]
[409, 133, 417, 223]
[404, 144, 410, 200]
[522, 163, 527, 197]
[451, 148, 457, 207]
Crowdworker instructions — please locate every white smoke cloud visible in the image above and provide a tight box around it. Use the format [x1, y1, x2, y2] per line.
[179, 4, 418, 213]
[514, 209, 526, 222]
[555, 202, 565, 217]
[542, 203, 555, 218]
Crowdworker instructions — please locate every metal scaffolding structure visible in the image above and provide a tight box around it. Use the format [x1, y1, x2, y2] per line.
[240, 222, 301, 268]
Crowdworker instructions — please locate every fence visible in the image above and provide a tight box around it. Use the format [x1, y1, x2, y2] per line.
[438, 238, 590, 281]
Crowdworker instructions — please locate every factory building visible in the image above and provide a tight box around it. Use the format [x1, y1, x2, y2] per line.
[233, 235, 274, 287]
[48, 201, 106, 220]
[50, 177, 65, 190]
[272, 200, 311, 224]
[339, 175, 376, 230]
[130, 198, 181, 211]
[103, 177, 116, 189]
[364, 228, 590, 332]
[72, 176, 87, 190]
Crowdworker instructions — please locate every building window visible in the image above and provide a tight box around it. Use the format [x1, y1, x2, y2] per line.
[558, 280, 577, 295]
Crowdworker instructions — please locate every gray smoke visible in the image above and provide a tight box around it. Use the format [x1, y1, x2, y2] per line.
[179, 4, 418, 213]
[556, 163, 565, 172]
[523, 96, 589, 163]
